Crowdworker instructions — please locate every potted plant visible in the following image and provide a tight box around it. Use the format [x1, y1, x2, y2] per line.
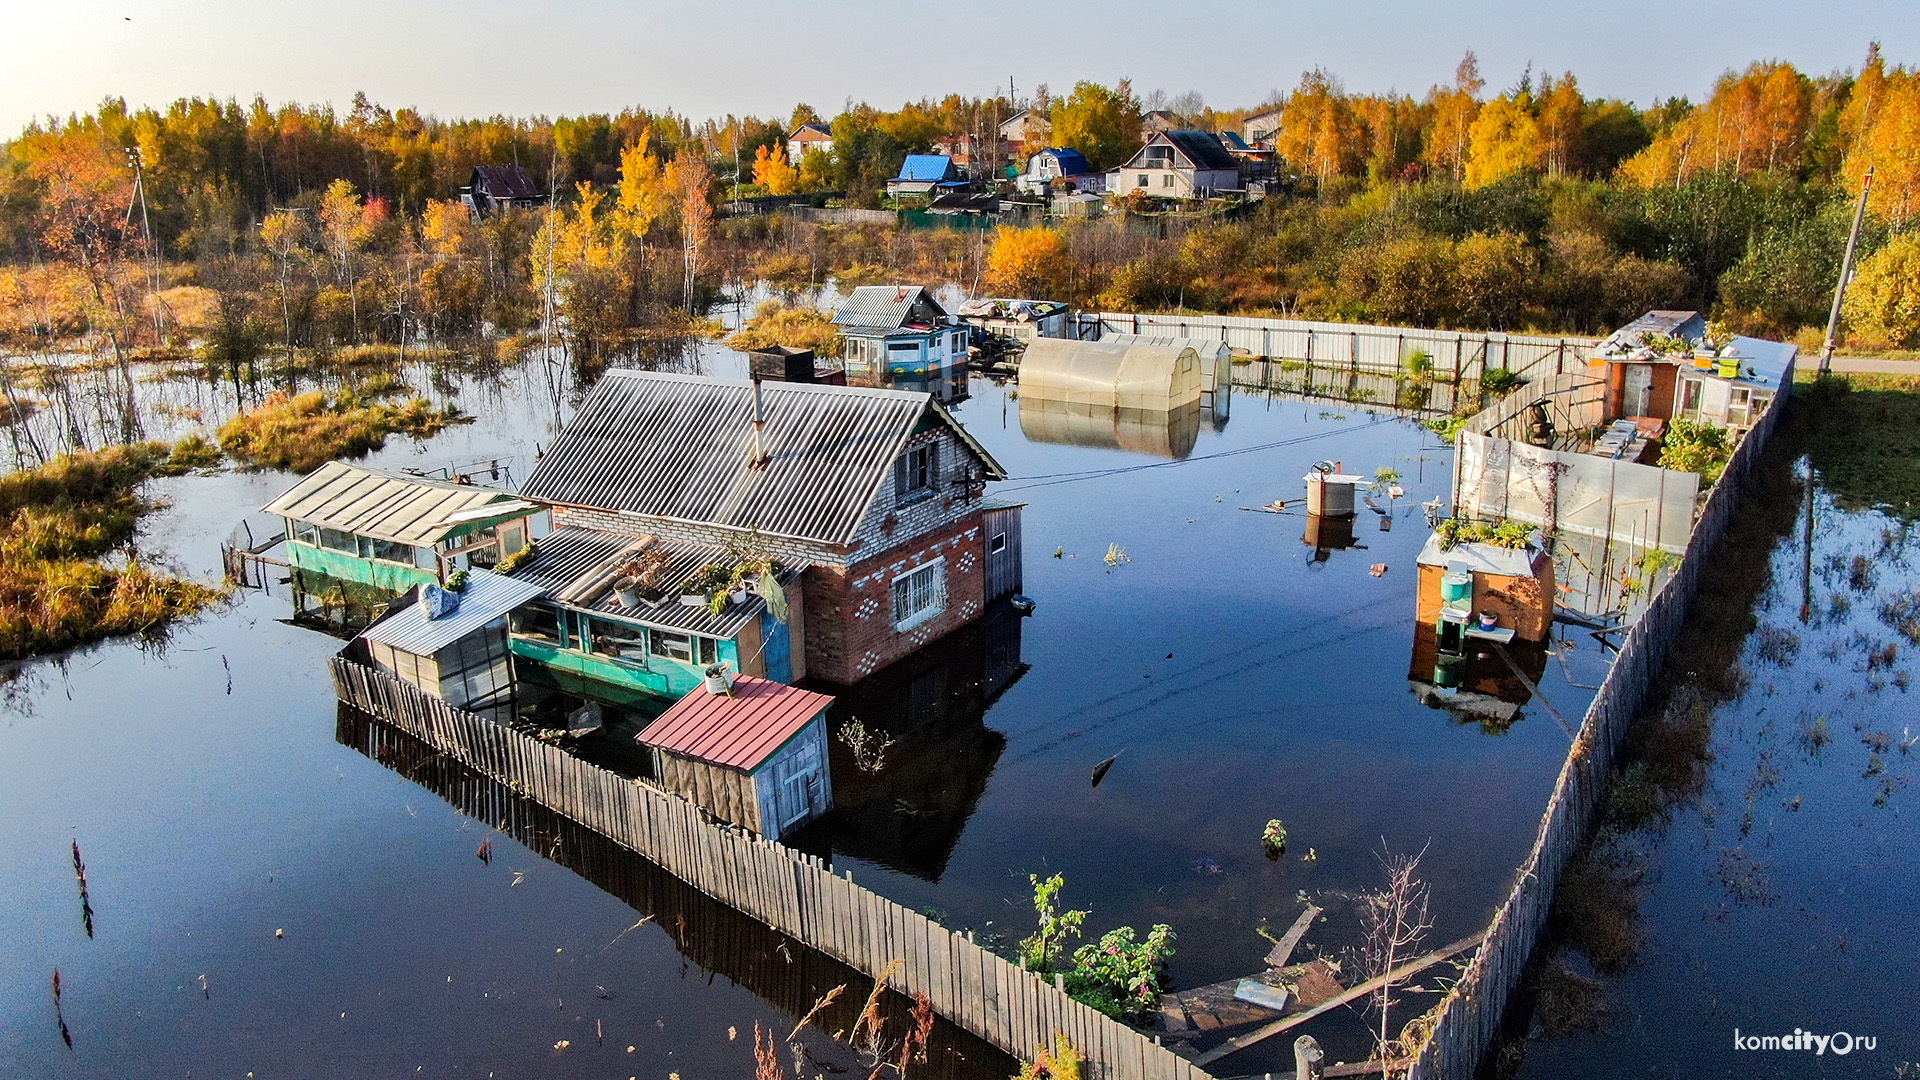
[703, 662, 734, 695]
[1478, 610, 1499, 631]
[614, 577, 644, 607]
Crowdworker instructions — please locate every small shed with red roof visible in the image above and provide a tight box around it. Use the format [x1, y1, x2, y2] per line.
[636, 675, 835, 840]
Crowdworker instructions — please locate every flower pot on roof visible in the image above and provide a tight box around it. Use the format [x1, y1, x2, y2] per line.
[614, 577, 644, 608]
[680, 583, 708, 607]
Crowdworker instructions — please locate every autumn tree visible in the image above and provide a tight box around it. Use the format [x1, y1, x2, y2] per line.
[666, 154, 714, 312]
[1620, 62, 1813, 186]
[1424, 52, 1485, 182]
[752, 143, 801, 196]
[258, 209, 308, 357]
[318, 178, 386, 342]
[1841, 232, 1920, 347]
[1839, 52, 1920, 224]
[1465, 95, 1541, 188]
[1277, 69, 1359, 188]
[24, 131, 146, 439]
[1536, 73, 1586, 176]
[1051, 81, 1144, 171]
[985, 227, 1072, 298]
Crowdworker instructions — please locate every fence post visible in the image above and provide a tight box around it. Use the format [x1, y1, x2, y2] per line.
[1294, 1036, 1325, 1080]
[1350, 331, 1359, 374]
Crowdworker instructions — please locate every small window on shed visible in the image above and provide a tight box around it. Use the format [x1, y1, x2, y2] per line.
[291, 520, 319, 546]
[989, 532, 1008, 554]
[317, 527, 357, 552]
[698, 637, 718, 665]
[651, 630, 694, 663]
[589, 619, 648, 662]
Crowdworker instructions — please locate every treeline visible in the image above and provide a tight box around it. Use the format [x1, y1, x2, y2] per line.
[2, 43, 1919, 363]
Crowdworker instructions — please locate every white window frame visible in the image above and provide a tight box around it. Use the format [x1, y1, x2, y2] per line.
[890, 559, 947, 631]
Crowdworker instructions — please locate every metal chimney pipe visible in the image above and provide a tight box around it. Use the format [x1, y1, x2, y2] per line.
[750, 376, 767, 468]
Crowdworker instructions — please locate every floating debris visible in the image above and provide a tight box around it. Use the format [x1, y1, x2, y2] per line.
[1104, 543, 1130, 567]
[1191, 857, 1222, 875]
[476, 839, 493, 864]
[1091, 754, 1119, 787]
[71, 841, 93, 939]
[1371, 564, 1389, 577]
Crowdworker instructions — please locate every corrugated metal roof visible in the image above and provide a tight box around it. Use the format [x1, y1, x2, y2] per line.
[262, 461, 535, 544]
[359, 569, 548, 655]
[1037, 148, 1094, 176]
[832, 285, 948, 330]
[521, 370, 1002, 546]
[509, 526, 799, 638]
[896, 154, 957, 182]
[637, 675, 834, 771]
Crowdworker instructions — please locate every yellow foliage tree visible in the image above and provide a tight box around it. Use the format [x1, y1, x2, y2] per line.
[615, 130, 671, 243]
[985, 227, 1072, 299]
[1277, 69, 1359, 186]
[419, 199, 472, 260]
[1839, 56, 1920, 224]
[1423, 52, 1485, 182]
[1619, 62, 1811, 186]
[752, 143, 801, 195]
[1464, 96, 1541, 188]
[1841, 232, 1920, 347]
[1536, 73, 1585, 176]
[797, 147, 834, 192]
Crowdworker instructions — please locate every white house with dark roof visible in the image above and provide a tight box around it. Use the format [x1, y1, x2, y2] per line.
[1112, 130, 1242, 199]
[516, 370, 1017, 686]
[785, 123, 834, 166]
[832, 285, 970, 374]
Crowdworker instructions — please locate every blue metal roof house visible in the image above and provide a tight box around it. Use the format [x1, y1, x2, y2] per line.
[887, 154, 967, 199]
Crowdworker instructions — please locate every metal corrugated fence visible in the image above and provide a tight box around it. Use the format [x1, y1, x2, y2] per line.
[330, 657, 1207, 1080]
[1076, 312, 1603, 384]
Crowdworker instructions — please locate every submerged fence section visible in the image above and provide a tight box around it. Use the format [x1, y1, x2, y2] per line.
[1074, 312, 1602, 385]
[328, 657, 1205, 1080]
[1405, 356, 1796, 1079]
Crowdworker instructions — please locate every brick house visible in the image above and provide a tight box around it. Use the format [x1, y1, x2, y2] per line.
[518, 371, 1016, 688]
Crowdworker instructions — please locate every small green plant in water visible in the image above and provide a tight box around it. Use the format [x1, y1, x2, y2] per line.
[1262, 819, 1288, 857]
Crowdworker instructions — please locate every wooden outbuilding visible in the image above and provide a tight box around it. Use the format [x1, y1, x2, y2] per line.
[636, 676, 835, 840]
[1414, 532, 1555, 645]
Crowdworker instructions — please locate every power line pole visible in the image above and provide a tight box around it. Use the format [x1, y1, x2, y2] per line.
[1820, 166, 1874, 375]
[126, 146, 163, 341]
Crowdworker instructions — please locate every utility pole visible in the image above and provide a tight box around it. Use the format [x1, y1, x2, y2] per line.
[125, 146, 163, 341]
[1820, 166, 1874, 374]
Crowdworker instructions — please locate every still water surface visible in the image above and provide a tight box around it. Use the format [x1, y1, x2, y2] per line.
[2, 344, 1613, 1076]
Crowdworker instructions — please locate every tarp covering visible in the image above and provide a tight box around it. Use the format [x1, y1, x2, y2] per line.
[1018, 338, 1202, 412]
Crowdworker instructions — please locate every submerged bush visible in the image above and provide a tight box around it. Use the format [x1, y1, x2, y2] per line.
[723, 301, 841, 354]
[217, 384, 466, 473]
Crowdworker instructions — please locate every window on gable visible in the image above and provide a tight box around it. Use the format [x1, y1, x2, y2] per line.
[989, 532, 1008, 555]
[894, 443, 937, 505]
[891, 560, 946, 629]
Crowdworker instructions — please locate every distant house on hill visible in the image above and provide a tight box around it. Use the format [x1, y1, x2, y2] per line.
[999, 109, 1053, 157]
[459, 165, 547, 216]
[1141, 110, 1182, 140]
[1112, 131, 1241, 199]
[1243, 106, 1285, 148]
[1019, 148, 1105, 194]
[887, 154, 967, 199]
[786, 123, 834, 165]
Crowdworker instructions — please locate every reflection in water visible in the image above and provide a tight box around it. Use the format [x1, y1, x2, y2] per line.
[1302, 513, 1369, 563]
[1405, 623, 1549, 731]
[336, 706, 1016, 1080]
[1018, 396, 1204, 460]
[795, 601, 1026, 882]
[288, 567, 406, 637]
[853, 364, 971, 406]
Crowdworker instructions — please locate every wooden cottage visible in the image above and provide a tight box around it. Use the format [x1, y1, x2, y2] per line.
[264, 461, 545, 594]
[637, 676, 835, 840]
[785, 123, 834, 166]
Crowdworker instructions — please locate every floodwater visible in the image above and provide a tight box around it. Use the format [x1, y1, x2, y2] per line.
[1500, 386, 1920, 1078]
[2, 323, 1616, 1076]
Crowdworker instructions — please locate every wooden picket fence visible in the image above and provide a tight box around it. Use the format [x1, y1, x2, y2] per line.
[329, 657, 1208, 1080]
[1402, 356, 1797, 1079]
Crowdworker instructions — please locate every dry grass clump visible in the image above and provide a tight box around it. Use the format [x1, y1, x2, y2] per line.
[0, 444, 223, 660]
[724, 301, 841, 354]
[217, 381, 467, 473]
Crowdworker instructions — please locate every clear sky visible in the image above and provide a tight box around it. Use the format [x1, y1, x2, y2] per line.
[4, 0, 1913, 135]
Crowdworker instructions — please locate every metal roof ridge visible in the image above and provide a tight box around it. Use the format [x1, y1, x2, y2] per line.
[600, 368, 927, 402]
